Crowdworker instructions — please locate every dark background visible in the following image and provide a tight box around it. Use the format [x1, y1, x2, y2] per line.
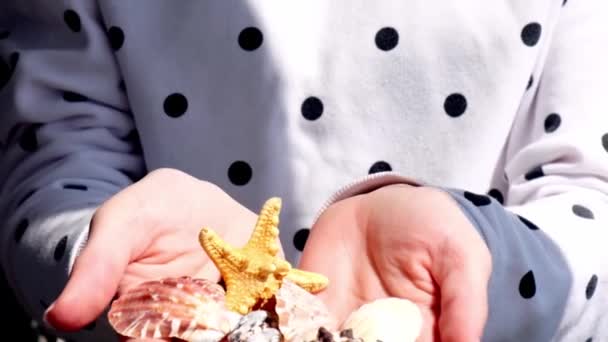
[1, 273, 62, 341]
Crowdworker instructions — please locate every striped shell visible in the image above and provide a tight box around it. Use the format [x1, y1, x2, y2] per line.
[108, 276, 242, 341]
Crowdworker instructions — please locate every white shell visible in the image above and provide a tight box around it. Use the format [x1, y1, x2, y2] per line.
[340, 297, 423, 342]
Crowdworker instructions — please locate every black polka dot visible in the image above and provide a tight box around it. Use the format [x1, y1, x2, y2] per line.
[375, 27, 399, 51]
[238, 27, 263, 51]
[17, 189, 37, 206]
[586, 274, 598, 300]
[84, 320, 97, 331]
[63, 184, 88, 191]
[562, 0, 568, 6]
[107, 26, 124, 51]
[526, 75, 534, 90]
[54, 236, 68, 261]
[544, 113, 561, 133]
[163, 93, 188, 118]
[228, 160, 252, 186]
[63, 10, 81, 33]
[14, 218, 29, 243]
[487, 188, 504, 204]
[519, 270, 536, 299]
[293, 228, 310, 252]
[19, 124, 41, 152]
[518, 215, 540, 230]
[301, 96, 324, 121]
[444, 93, 467, 117]
[368, 161, 392, 174]
[62, 91, 88, 102]
[464, 191, 492, 206]
[572, 204, 594, 219]
[602, 133, 608, 152]
[0, 30, 9, 39]
[521, 22, 542, 47]
[524, 165, 544, 180]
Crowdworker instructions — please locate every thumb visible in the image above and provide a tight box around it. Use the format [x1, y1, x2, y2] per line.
[434, 238, 491, 342]
[43, 201, 145, 332]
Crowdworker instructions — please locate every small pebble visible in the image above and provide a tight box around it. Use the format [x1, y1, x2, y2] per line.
[227, 310, 281, 342]
[339, 329, 354, 338]
[317, 327, 335, 342]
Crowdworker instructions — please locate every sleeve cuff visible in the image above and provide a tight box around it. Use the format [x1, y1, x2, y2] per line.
[312, 171, 425, 223]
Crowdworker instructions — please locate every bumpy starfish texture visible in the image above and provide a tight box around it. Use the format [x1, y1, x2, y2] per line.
[199, 197, 329, 315]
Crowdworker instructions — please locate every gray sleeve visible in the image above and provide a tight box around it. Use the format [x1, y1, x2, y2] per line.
[441, 188, 605, 342]
[0, 1, 144, 340]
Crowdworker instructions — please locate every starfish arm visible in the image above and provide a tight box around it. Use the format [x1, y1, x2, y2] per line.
[243, 197, 282, 256]
[285, 268, 329, 293]
[273, 258, 292, 278]
[199, 228, 248, 273]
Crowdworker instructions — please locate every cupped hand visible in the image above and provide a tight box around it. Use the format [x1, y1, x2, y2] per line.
[298, 184, 492, 342]
[43, 168, 267, 338]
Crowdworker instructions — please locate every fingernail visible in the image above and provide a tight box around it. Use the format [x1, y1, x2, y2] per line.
[42, 302, 56, 330]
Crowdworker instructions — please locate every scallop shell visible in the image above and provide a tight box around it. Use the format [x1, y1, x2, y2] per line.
[108, 276, 242, 341]
[274, 279, 337, 341]
[340, 297, 423, 342]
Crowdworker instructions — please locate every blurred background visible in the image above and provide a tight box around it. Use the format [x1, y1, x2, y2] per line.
[1, 273, 67, 342]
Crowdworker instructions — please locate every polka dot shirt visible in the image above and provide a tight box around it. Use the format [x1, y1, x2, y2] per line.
[1, 1, 607, 341]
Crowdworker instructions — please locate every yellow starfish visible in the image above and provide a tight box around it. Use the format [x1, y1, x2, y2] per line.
[199, 197, 329, 315]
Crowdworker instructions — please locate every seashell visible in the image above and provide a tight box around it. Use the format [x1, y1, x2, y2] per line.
[340, 297, 423, 342]
[226, 310, 281, 342]
[274, 279, 337, 342]
[107, 276, 242, 341]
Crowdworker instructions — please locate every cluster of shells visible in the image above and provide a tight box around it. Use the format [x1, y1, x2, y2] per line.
[107, 276, 422, 342]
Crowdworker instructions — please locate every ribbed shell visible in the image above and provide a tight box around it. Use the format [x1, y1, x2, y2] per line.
[108, 276, 242, 341]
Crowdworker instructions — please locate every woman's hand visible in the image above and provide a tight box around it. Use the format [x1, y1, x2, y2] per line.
[298, 184, 492, 342]
[43, 168, 267, 337]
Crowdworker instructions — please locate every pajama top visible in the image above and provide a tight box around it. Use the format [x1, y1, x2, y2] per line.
[1, 1, 607, 341]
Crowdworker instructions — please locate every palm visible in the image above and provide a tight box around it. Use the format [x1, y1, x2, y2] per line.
[106, 170, 261, 295]
[300, 188, 483, 341]
[45, 169, 269, 337]
[299, 192, 439, 341]
[118, 234, 219, 296]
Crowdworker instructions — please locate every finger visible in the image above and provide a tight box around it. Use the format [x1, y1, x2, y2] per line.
[434, 235, 491, 342]
[44, 191, 148, 332]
